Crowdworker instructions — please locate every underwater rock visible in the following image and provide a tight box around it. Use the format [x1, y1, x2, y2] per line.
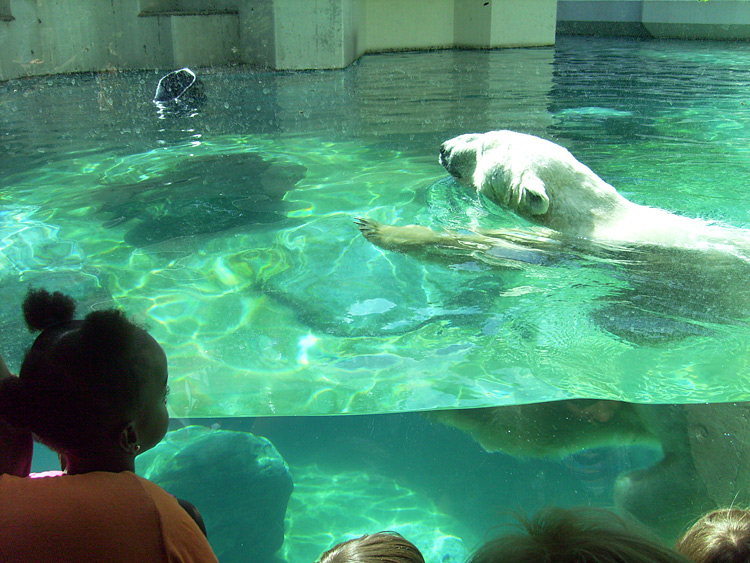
[590, 243, 750, 345]
[249, 214, 512, 338]
[281, 464, 471, 563]
[123, 195, 288, 247]
[244, 177, 523, 338]
[686, 403, 750, 509]
[434, 400, 750, 542]
[136, 425, 293, 563]
[613, 402, 750, 540]
[590, 302, 711, 345]
[97, 151, 307, 247]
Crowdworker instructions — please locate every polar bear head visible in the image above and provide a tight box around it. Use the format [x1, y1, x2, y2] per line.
[439, 130, 629, 236]
[440, 131, 554, 220]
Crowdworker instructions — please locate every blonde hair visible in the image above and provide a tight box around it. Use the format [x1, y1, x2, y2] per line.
[317, 532, 425, 563]
[676, 509, 750, 563]
[468, 506, 691, 563]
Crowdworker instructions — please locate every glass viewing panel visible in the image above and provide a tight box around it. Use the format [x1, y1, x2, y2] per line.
[3, 32, 750, 563]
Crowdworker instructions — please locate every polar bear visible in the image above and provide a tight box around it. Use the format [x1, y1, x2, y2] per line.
[356, 130, 750, 343]
[355, 132, 750, 537]
[357, 130, 750, 257]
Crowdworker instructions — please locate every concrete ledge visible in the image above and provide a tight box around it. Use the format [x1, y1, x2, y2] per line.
[556, 20, 649, 37]
[0, 0, 557, 80]
[138, 0, 241, 16]
[557, 0, 750, 40]
[643, 0, 750, 25]
[138, 10, 239, 16]
[645, 22, 750, 40]
[557, 0, 642, 23]
[643, 0, 750, 39]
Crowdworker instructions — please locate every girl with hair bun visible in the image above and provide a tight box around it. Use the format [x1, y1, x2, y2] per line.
[0, 288, 218, 563]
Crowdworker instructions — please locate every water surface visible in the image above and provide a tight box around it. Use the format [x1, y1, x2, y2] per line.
[2, 37, 749, 416]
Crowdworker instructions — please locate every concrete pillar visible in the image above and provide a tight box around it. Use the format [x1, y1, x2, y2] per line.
[364, 0, 455, 51]
[171, 14, 242, 67]
[489, 0, 557, 46]
[454, 0, 493, 47]
[455, 0, 557, 48]
[244, 0, 366, 70]
[238, 0, 276, 68]
[246, 0, 557, 70]
[556, 1, 647, 37]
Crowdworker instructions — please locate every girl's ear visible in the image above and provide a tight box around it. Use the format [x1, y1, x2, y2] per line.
[118, 422, 141, 455]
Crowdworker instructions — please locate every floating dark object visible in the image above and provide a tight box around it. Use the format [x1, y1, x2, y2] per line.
[153, 68, 206, 115]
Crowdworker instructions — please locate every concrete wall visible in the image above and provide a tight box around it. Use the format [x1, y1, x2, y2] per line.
[365, 0, 557, 52]
[558, 0, 750, 40]
[454, 0, 494, 47]
[489, 0, 558, 46]
[365, 0, 455, 51]
[3, 0, 748, 81]
[0, 0, 557, 80]
[0, 0, 249, 81]
[1, 1, 166, 81]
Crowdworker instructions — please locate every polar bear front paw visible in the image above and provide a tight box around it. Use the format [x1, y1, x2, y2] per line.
[355, 217, 445, 252]
[354, 217, 381, 240]
[355, 217, 398, 250]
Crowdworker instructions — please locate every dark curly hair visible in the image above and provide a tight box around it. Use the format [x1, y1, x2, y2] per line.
[0, 288, 152, 455]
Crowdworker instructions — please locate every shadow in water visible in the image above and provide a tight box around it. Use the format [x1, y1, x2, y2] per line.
[95, 151, 307, 247]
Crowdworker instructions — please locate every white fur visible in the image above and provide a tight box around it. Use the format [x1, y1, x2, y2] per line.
[440, 130, 750, 256]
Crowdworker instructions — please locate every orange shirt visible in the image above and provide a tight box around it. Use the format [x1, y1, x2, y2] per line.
[0, 471, 218, 563]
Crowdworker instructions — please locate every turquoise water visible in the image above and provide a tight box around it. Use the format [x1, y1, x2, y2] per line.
[31, 411, 661, 563]
[2, 37, 750, 417]
[8, 36, 750, 563]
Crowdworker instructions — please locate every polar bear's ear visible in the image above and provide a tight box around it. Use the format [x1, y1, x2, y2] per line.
[519, 174, 550, 216]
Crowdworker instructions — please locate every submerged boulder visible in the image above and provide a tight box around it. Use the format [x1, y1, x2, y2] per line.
[97, 151, 307, 247]
[282, 463, 472, 563]
[136, 425, 293, 563]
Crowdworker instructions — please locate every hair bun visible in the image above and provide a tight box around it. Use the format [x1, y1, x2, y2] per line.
[22, 288, 77, 333]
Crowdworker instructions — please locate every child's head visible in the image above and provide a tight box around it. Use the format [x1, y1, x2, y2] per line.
[467, 506, 691, 563]
[317, 532, 425, 563]
[0, 288, 169, 460]
[676, 508, 750, 563]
